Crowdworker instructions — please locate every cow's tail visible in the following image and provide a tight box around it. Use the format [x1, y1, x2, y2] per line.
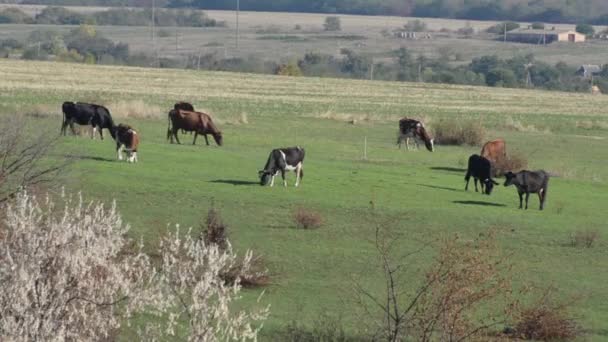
[541, 174, 549, 209]
[167, 110, 174, 141]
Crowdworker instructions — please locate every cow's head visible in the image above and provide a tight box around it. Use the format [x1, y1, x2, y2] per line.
[483, 178, 499, 195]
[258, 170, 272, 186]
[213, 132, 223, 146]
[503, 172, 516, 187]
[424, 138, 434, 152]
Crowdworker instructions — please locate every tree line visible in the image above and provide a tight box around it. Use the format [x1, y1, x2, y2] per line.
[12, 0, 608, 24]
[0, 6, 224, 27]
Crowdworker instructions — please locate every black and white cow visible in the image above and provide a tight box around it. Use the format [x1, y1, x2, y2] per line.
[397, 118, 434, 152]
[61, 102, 114, 139]
[464, 154, 498, 195]
[90, 105, 115, 140]
[111, 124, 139, 163]
[259, 146, 305, 187]
[504, 170, 549, 210]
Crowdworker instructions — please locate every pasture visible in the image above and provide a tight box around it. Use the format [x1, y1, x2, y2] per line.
[2, 6, 608, 66]
[1, 58, 608, 340]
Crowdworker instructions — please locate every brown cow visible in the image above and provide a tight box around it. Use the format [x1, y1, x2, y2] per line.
[397, 118, 434, 152]
[167, 109, 223, 146]
[111, 124, 139, 163]
[480, 139, 506, 164]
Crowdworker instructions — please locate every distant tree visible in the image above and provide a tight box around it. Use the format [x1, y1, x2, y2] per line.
[531, 22, 545, 29]
[0, 7, 33, 24]
[35, 6, 87, 25]
[575, 23, 595, 36]
[486, 21, 520, 34]
[323, 16, 341, 31]
[486, 68, 517, 87]
[404, 19, 426, 32]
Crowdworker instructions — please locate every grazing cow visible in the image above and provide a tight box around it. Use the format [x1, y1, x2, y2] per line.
[397, 118, 434, 152]
[173, 102, 195, 135]
[90, 105, 115, 140]
[504, 170, 549, 210]
[174, 102, 194, 111]
[481, 139, 507, 165]
[167, 109, 223, 146]
[464, 154, 498, 195]
[61, 102, 114, 139]
[259, 146, 305, 187]
[111, 124, 139, 163]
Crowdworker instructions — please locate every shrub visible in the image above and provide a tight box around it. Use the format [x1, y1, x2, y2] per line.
[324, 16, 341, 31]
[404, 19, 427, 32]
[201, 206, 228, 250]
[492, 151, 528, 176]
[510, 288, 581, 340]
[433, 118, 486, 146]
[0, 7, 33, 24]
[35, 6, 87, 25]
[0, 191, 151, 340]
[157, 28, 173, 38]
[486, 21, 520, 34]
[292, 207, 323, 229]
[569, 229, 600, 248]
[275, 62, 303, 76]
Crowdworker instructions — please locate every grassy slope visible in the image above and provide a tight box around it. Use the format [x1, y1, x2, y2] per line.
[1, 59, 608, 340]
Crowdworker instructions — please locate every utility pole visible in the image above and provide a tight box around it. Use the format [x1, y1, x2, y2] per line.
[236, 0, 240, 50]
[152, 0, 157, 66]
[503, 22, 507, 43]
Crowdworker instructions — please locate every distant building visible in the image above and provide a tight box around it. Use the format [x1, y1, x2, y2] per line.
[505, 28, 585, 44]
[576, 65, 602, 79]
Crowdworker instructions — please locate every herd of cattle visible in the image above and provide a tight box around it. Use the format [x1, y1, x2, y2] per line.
[60, 102, 549, 210]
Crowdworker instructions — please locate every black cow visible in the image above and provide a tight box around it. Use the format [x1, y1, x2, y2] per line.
[504, 170, 549, 210]
[464, 154, 498, 195]
[90, 105, 115, 140]
[259, 147, 305, 187]
[61, 102, 114, 139]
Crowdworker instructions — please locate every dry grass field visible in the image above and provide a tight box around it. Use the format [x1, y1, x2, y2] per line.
[2, 5, 608, 66]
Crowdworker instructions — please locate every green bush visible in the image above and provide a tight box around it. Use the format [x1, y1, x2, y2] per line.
[575, 23, 595, 36]
[0, 7, 34, 24]
[323, 16, 341, 31]
[486, 21, 520, 34]
[35, 6, 87, 25]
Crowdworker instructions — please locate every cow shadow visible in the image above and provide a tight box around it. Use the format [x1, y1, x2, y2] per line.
[430, 166, 467, 173]
[64, 154, 114, 162]
[453, 200, 506, 207]
[210, 179, 259, 186]
[417, 184, 462, 192]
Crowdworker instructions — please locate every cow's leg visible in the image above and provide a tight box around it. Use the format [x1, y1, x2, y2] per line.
[538, 192, 543, 210]
[405, 138, 410, 151]
[295, 165, 302, 187]
[473, 178, 479, 192]
[270, 173, 276, 187]
[116, 143, 123, 161]
[518, 191, 523, 209]
[60, 120, 68, 136]
[172, 128, 181, 144]
[464, 174, 470, 191]
[281, 170, 287, 187]
[192, 133, 198, 145]
[204, 134, 210, 146]
[524, 193, 530, 210]
[69, 122, 77, 135]
[99, 127, 104, 140]
[91, 126, 96, 139]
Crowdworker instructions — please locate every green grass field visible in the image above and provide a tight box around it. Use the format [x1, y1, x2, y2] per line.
[1, 59, 608, 340]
